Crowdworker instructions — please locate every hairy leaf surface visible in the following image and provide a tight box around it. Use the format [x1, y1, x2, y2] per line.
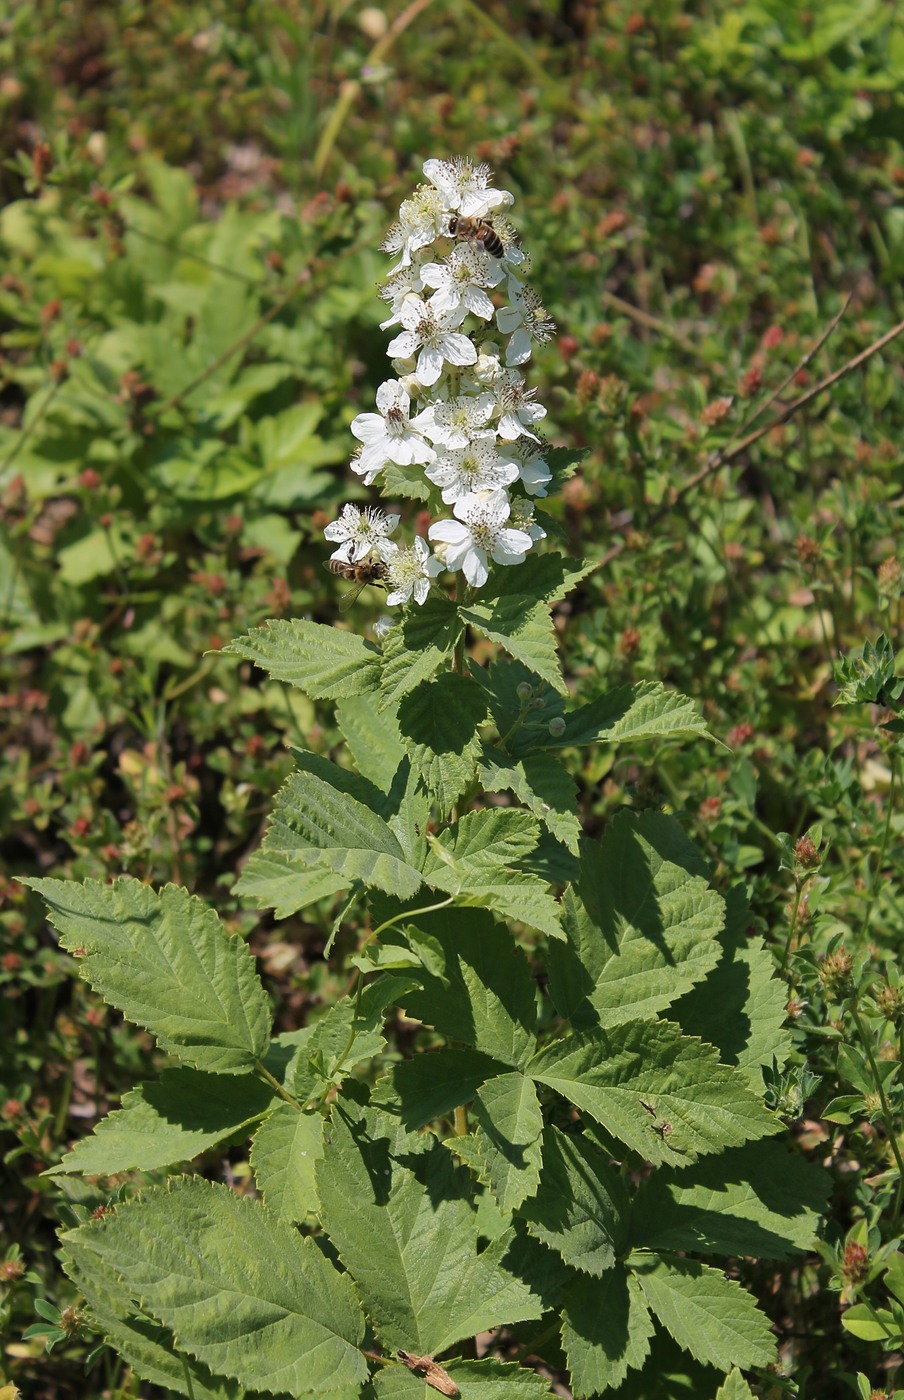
[521, 1126, 630, 1276]
[63, 1178, 368, 1394]
[562, 1267, 655, 1397]
[223, 618, 380, 698]
[25, 878, 271, 1073]
[250, 1104, 325, 1223]
[316, 1098, 542, 1355]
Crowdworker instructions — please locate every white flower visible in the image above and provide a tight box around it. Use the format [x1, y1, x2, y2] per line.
[379, 265, 426, 329]
[350, 380, 435, 485]
[386, 297, 477, 388]
[518, 446, 553, 498]
[420, 245, 502, 321]
[425, 435, 520, 505]
[496, 286, 556, 366]
[381, 185, 447, 271]
[416, 392, 496, 449]
[385, 535, 444, 607]
[494, 369, 547, 441]
[509, 496, 547, 542]
[422, 157, 514, 218]
[324, 504, 400, 563]
[428, 488, 533, 588]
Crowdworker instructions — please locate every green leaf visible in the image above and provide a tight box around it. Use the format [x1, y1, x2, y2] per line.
[422, 808, 563, 941]
[632, 1138, 829, 1259]
[62, 1178, 368, 1395]
[549, 814, 724, 1028]
[393, 907, 538, 1068]
[562, 1268, 655, 1397]
[448, 1072, 544, 1212]
[223, 619, 381, 699]
[62, 1236, 246, 1400]
[479, 747, 582, 855]
[461, 599, 564, 695]
[382, 1049, 507, 1130]
[316, 1096, 542, 1355]
[46, 1069, 273, 1176]
[336, 695, 406, 791]
[374, 1356, 554, 1397]
[379, 596, 462, 710]
[528, 1022, 778, 1165]
[629, 1253, 776, 1371]
[521, 1126, 630, 1276]
[246, 764, 423, 901]
[24, 879, 271, 1074]
[841, 1302, 900, 1343]
[289, 976, 413, 1101]
[250, 1104, 324, 1223]
[398, 672, 487, 811]
[547, 681, 712, 749]
[714, 1369, 756, 1400]
[233, 853, 349, 921]
[672, 886, 792, 1086]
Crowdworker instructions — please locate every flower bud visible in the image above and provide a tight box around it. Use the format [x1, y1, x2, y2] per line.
[548, 716, 566, 739]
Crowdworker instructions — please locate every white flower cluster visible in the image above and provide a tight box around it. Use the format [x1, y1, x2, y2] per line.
[324, 157, 556, 605]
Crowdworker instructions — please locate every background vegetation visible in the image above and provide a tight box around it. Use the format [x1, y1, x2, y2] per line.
[1, 0, 903, 1395]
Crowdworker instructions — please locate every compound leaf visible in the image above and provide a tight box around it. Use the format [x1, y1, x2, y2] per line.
[629, 1253, 776, 1371]
[521, 1126, 630, 1276]
[562, 1267, 655, 1397]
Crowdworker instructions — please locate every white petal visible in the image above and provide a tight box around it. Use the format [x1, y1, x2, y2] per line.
[428, 518, 469, 546]
[428, 285, 461, 317]
[416, 345, 444, 386]
[439, 333, 478, 367]
[492, 528, 533, 561]
[462, 544, 489, 587]
[385, 587, 407, 607]
[505, 329, 532, 366]
[495, 304, 523, 334]
[387, 330, 418, 358]
[375, 380, 409, 415]
[350, 413, 388, 443]
[399, 296, 428, 330]
[419, 262, 447, 289]
[463, 287, 495, 320]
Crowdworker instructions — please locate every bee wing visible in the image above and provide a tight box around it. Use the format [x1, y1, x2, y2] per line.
[338, 579, 367, 611]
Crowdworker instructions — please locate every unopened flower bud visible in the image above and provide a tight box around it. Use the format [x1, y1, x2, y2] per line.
[516, 681, 533, 703]
[548, 716, 566, 739]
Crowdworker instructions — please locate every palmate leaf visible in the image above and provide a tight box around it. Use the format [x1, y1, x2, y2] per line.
[447, 1072, 544, 1212]
[398, 672, 487, 811]
[25, 878, 271, 1074]
[562, 1267, 655, 1398]
[316, 1096, 542, 1356]
[548, 813, 724, 1028]
[47, 1069, 274, 1176]
[631, 1137, 828, 1259]
[521, 1126, 630, 1277]
[379, 595, 462, 710]
[528, 1021, 778, 1165]
[62, 1236, 249, 1400]
[394, 907, 538, 1068]
[628, 1253, 776, 1372]
[222, 618, 381, 699]
[62, 1177, 368, 1396]
[250, 1103, 324, 1223]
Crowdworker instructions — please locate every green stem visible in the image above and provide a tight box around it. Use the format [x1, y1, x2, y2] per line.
[453, 1104, 468, 1136]
[181, 1354, 197, 1400]
[780, 878, 806, 975]
[254, 1061, 301, 1108]
[453, 573, 467, 675]
[848, 999, 904, 1222]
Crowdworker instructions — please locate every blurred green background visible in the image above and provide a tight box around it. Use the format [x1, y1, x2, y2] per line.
[1, 1, 903, 1394]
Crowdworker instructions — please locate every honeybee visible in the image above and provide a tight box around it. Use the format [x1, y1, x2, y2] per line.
[326, 555, 389, 610]
[448, 213, 504, 258]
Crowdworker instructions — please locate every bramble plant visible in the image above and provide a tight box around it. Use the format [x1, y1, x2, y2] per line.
[25, 161, 830, 1400]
